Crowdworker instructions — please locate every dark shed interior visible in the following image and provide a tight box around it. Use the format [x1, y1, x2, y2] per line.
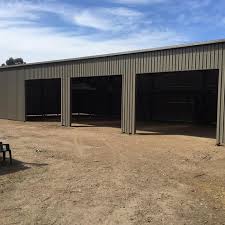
[25, 79, 61, 121]
[136, 70, 219, 125]
[71, 76, 122, 126]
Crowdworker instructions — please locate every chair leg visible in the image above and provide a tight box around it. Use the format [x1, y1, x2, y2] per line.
[9, 150, 12, 165]
[3, 152, 5, 161]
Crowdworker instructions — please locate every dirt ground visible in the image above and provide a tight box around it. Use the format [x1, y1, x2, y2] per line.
[1, 119, 225, 225]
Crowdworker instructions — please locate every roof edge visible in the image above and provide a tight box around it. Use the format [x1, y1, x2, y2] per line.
[1, 38, 225, 70]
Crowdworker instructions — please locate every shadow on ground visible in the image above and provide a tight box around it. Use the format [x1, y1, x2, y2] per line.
[71, 117, 121, 129]
[25, 116, 216, 139]
[26, 115, 121, 129]
[136, 121, 216, 139]
[0, 158, 48, 176]
[26, 115, 61, 122]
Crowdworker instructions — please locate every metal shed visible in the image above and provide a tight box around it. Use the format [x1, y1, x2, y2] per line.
[0, 39, 225, 145]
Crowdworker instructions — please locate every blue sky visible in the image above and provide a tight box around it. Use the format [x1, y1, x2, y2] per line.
[0, 0, 225, 63]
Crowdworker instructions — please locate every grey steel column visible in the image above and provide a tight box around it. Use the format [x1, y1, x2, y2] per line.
[216, 46, 225, 145]
[17, 75, 26, 121]
[121, 73, 136, 134]
[61, 77, 71, 127]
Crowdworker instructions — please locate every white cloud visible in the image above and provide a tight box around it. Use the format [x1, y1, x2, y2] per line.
[0, 1, 144, 31]
[111, 0, 166, 5]
[106, 7, 142, 17]
[0, 24, 186, 63]
[73, 7, 143, 31]
[0, 1, 46, 19]
[0, 20, 36, 28]
[0, 0, 187, 63]
[112, 0, 210, 7]
[0, 0, 75, 23]
[184, 0, 211, 9]
[73, 10, 114, 31]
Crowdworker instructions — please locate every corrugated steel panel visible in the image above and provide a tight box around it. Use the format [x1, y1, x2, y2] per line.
[0, 71, 8, 119]
[7, 70, 17, 120]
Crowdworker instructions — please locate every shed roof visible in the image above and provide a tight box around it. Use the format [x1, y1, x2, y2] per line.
[1, 38, 225, 70]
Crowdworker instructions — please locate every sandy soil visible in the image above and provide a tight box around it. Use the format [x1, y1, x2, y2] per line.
[0, 119, 225, 225]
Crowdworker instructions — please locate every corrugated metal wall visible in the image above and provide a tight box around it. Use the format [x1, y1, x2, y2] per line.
[0, 70, 8, 119]
[0, 68, 25, 121]
[0, 42, 225, 143]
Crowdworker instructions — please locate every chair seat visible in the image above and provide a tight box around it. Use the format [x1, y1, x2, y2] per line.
[0, 146, 9, 152]
[0, 143, 12, 165]
[0, 149, 7, 152]
[0, 144, 10, 150]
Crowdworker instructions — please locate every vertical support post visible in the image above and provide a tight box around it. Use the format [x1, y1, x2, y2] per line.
[216, 70, 222, 145]
[221, 46, 225, 145]
[61, 76, 71, 127]
[121, 72, 136, 134]
[17, 70, 26, 122]
[216, 45, 225, 145]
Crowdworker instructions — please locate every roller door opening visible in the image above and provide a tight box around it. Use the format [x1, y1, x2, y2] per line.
[136, 70, 219, 138]
[25, 79, 61, 122]
[71, 75, 122, 128]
